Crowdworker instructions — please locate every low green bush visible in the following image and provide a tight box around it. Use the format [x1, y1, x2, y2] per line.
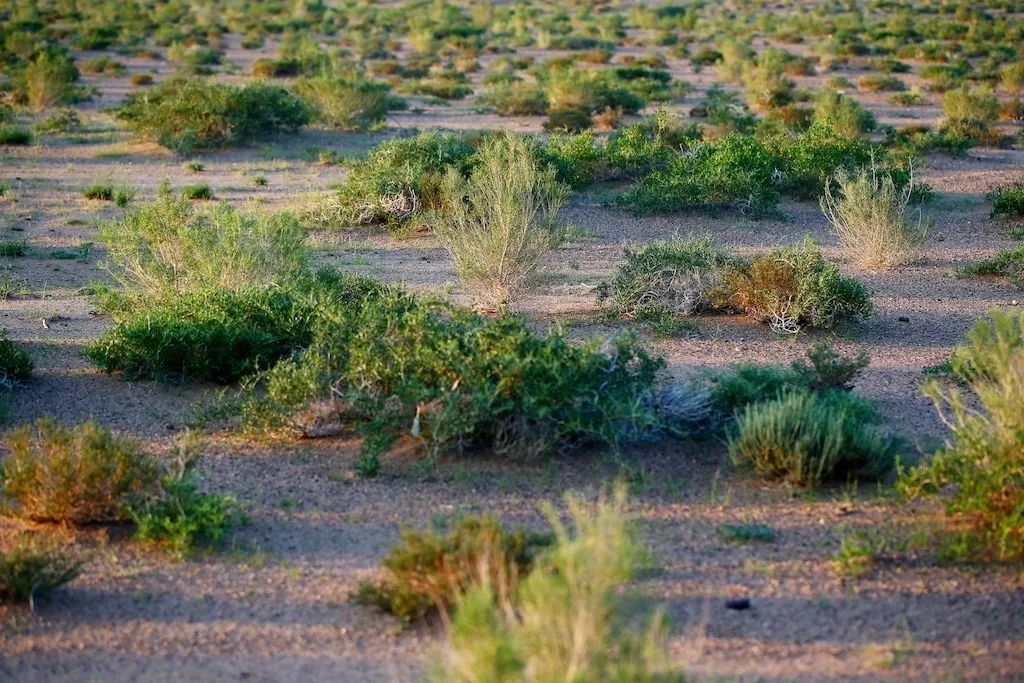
[0, 125, 33, 146]
[356, 515, 552, 624]
[83, 183, 136, 206]
[294, 73, 403, 130]
[989, 181, 1024, 219]
[0, 537, 81, 607]
[478, 80, 547, 116]
[181, 184, 213, 200]
[941, 86, 1001, 144]
[117, 77, 310, 153]
[962, 245, 1024, 289]
[0, 417, 158, 524]
[900, 311, 1024, 560]
[728, 389, 896, 487]
[597, 235, 737, 322]
[312, 131, 475, 230]
[0, 332, 33, 383]
[427, 486, 681, 682]
[130, 471, 245, 559]
[718, 239, 873, 334]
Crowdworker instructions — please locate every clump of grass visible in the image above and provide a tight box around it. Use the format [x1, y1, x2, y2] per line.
[821, 163, 928, 270]
[718, 239, 873, 334]
[312, 131, 475, 230]
[717, 522, 775, 543]
[941, 86, 1001, 144]
[0, 125, 33, 146]
[0, 537, 81, 608]
[0, 332, 33, 384]
[728, 389, 896, 488]
[83, 183, 136, 206]
[597, 234, 737, 322]
[181, 184, 213, 200]
[962, 246, 1024, 289]
[117, 77, 310, 153]
[294, 73, 403, 130]
[0, 240, 28, 257]
[33, 108, 81, 134]
[433, 132, 568, 310]
[812, 90, 876, 139]
[426, 485, 682, 683]
[900, 311, 1024, 560]
[130, 467, 245, 559]
[989, 181, 1024, 220]
[99, 180, 306, 298]
[356, 515, 552, 624]
[0, 417, 158, 524]
[16, 51, 79, 110]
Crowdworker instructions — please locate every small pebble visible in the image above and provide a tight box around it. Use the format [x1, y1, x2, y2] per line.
[898, 316, 910, 322]
[726, 597, 751, 610]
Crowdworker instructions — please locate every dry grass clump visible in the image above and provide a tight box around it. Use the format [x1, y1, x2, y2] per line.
[821, 163, 928, 270]
[434, 132, 568, 310]
[1, 417, 158, 524]
[426, 484, 683, 682]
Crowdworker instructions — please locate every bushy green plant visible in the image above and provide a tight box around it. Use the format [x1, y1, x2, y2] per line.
[597, 235, 737, 322]
[0, 125, 33, 146]
[774, 122, 873, 200]
[0, 537, 81, 607]
[33, 108, 80, 134]
[16, 51, 79, 110]
[99, 181, 307, 298]
[433, 132, 568, 309]
[181, 183, 213, 200]
[539, 131, 603, 188]
[0, 332, 32, 384]
[941, 86, 1001, 144]
[989, 181, 1024, 219]
[250, 288, 663, 465]
[821, 163, 928, 269]
[618, 133, 779, 216]
[728, 389, 896, 487]
[962, 245, 1024, 290]
[83, 183, 136, 206]
[791, 342, 870, 393]
[130, 471, 245, 559]
[478, 80, 547, 116]
[900, 311, 1024, 560]
[294, 73, 402, 130]
[0, 417, 158, 523]
[812, 90, 876, 139]
[717, 239, 873, 334]
[427, 485, 682, 683]
[356, 515, 552, 623]
[313, 132, 475, 230]
[117, 77, 310, 153]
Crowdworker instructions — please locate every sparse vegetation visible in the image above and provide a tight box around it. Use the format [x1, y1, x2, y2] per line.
[0, 537, 81, 607]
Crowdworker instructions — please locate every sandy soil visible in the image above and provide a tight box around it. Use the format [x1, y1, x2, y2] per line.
[1, 30, 1023, 683]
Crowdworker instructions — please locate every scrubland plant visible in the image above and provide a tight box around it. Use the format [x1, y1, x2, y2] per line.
[99, 181, 307, 298]
[0, 125, 32, 146]
[597, 235, 737, 322]
[433, 132, 568, 309]
[728, 389, 896, 487]
[989, 180, 1024, 220]
[900, 311, 1024, 560]
[117, 78, 310, 153]
[426, 485, 682, 683]
[0, 332, 33, 385]
[0, 536, 81, 607]
[941, 86, 1001, 144]
[820, 163, 928, 270]
[356, 516, 553, 624]
[313, 132, 475, 230]
[293, 72, 402, 130]
[812, 90, 876, 139]
[961, 246, 1024, 290]
[717, 240, 873, 334]
[18, 51, 78, 110]
[0, 417, 158, 523]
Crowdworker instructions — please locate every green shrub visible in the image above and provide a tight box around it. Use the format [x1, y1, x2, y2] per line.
[83, 183, 136, 206]
[543, 107, 592, 132]
[597, 235, 737, 322]
[99, 181, 307, 298]
[717, 522, 775, 543]
[812, 90, 875, 139]
[17, 51, 78, 110]
[478, 80, 547, 116]
[0, 332, 33, 384]
[312, 132, 475, 230]
[130, 471, 245, 559]
[433, 132, 568, 309]
[618, 133, 779, 216]
[0, 537, 81, 607]
[989, 182, 1024, 219]
[0, 417, 158, 524]
[0, 125, 32, 146]
[821, 163, 928, 269]
[33, 108, 80, 134]
[294, 73, 401, 130]
[427, 486, 681, 683]
[0, 240, 27, 257]
[858, 74, 904, 92]
[539, 131, 603, 188]
[356, 515, 552, 624]
[717, 239, 873, 334]
[962, 245, 1024, 289]
[117, 77, 310, 153]
[250, 288, 663, 465]
[791, 342, 870, 393]
[181, 183, 213, 200]
[87, 286, 325, 383]
[774, 122, 873, 200]
[900, 311, 1024, 560]
[728, 389, 896, 487]
[942, 86, 1001, 144]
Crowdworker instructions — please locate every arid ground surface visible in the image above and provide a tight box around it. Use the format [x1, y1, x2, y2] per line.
[1, 29, 1023, 683]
